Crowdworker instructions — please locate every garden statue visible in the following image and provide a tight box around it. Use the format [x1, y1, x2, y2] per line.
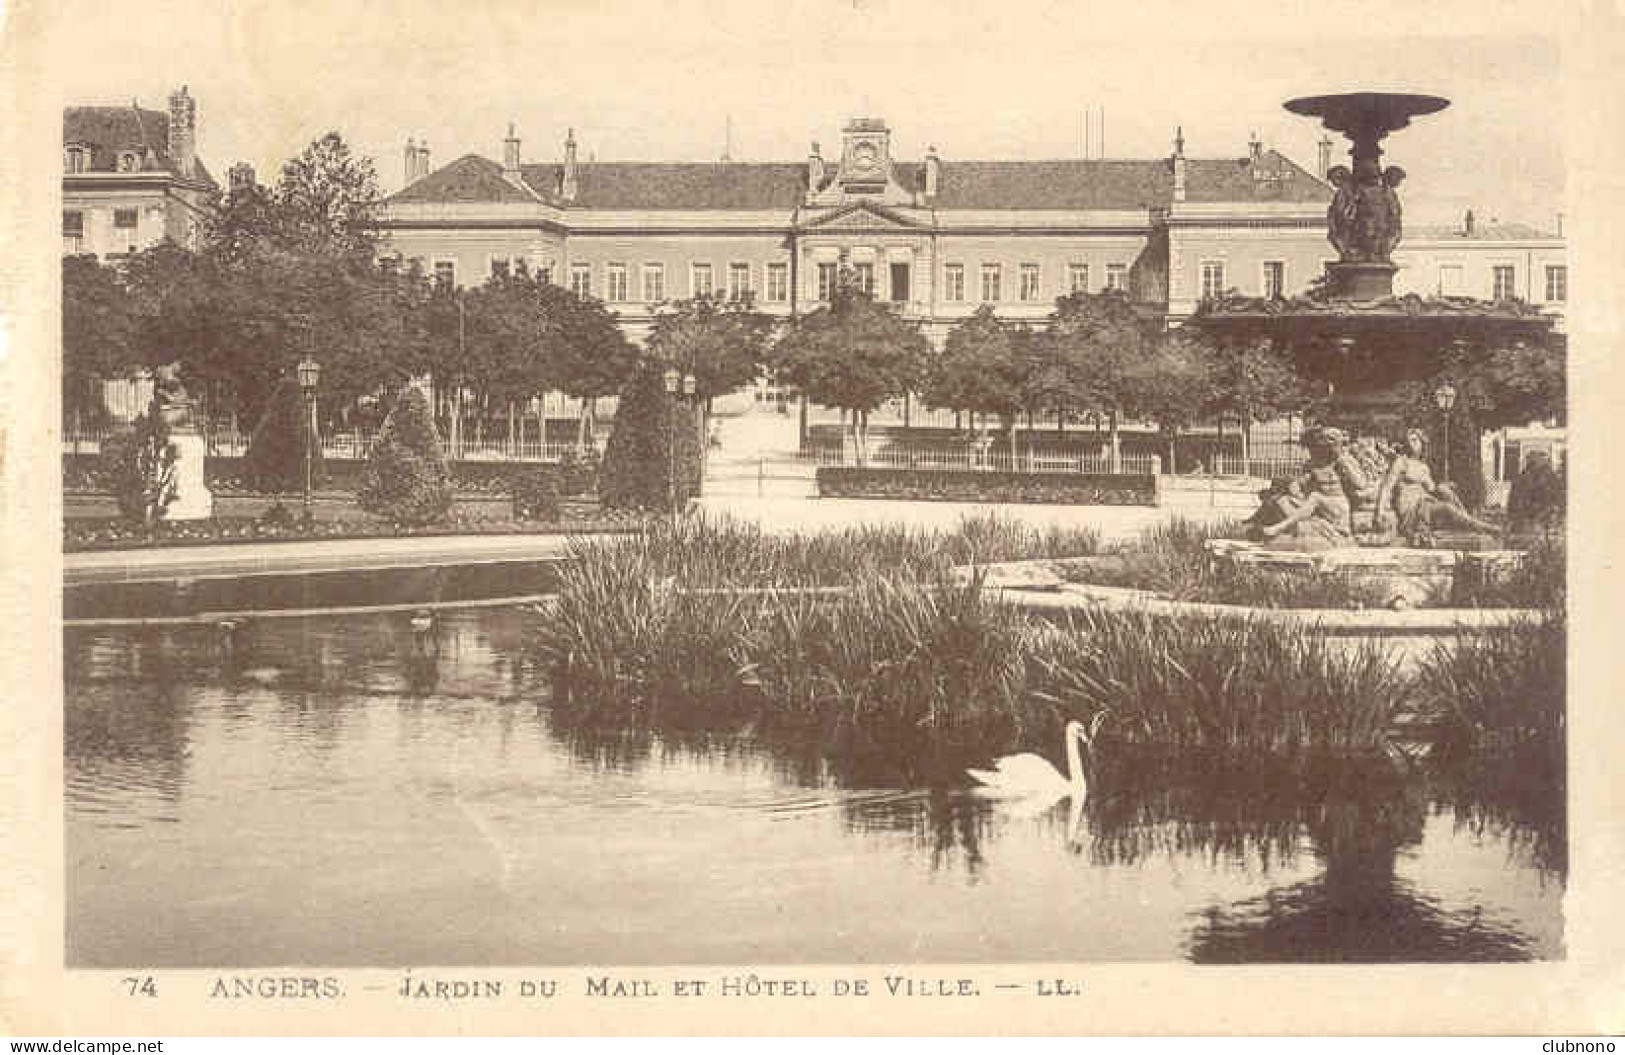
[1373, 428, 1500, 542]
[1242, 427, 1364, 551]
[1326, 165, 1358, 261]
[151, 370, 213, 520]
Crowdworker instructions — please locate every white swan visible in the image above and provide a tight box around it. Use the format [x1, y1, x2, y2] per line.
[967, 711, 1107, 802]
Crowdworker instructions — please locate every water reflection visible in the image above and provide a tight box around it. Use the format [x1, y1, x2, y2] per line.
[65, 605, 1563, 965]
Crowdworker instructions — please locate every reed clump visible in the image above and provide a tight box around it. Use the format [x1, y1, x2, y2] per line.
[532, 513, 1562, 773]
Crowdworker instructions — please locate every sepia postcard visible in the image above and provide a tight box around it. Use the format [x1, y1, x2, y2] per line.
[3, 0, 1623, 1036]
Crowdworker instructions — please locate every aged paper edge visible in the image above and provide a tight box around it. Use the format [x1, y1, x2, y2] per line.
[2, 0, 1622, 1036]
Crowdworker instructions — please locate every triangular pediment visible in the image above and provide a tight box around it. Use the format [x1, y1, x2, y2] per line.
[801, 202, 924, 230]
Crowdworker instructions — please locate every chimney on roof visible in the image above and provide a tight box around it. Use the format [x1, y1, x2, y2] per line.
[417, 140, 431, 181]
[1556, 211, 1564, 238]
[808, 141, 824, 194]
[503, 122, 521, 181]
[1464, 209, 1475, 237]
[404, 137, 417, 185]
[166, 85, 196, 179]
[1317, 135, 1332, 181]
[1248, 130, 1262, 165]
[561, 128, 579, 201]
[1172, 126, 1187, 203]
[924, 144, 940, 199]
[228, 161, 255, 195]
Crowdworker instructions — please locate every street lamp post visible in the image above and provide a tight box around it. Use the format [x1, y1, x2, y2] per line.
[663, 366, 696, 525]
[1432, 380, 1457, 487]
[298, 356, 322, 520]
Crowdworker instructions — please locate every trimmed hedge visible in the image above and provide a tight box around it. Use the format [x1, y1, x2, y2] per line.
[359, 387, 454, 524]
[816, 467, 1159, 506]
[600, 364, 703, 511]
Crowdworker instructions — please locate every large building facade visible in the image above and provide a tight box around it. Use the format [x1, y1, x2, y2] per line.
[377, 119, 1342, 348]
[62, 86, 219, 261]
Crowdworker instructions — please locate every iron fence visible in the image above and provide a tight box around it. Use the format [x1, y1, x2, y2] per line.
[799, 443, 1160, 476]
[63, 425, 600, 463]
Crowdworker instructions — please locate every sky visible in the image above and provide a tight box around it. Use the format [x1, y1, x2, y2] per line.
[42, 0, 1567, 229]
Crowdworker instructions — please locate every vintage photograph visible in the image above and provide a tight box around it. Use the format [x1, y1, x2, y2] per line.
[45, 0, 1573, 978]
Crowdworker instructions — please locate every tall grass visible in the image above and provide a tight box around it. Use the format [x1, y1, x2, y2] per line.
[1028, 608, 1407, 756]
[536, 512, 1564, 798]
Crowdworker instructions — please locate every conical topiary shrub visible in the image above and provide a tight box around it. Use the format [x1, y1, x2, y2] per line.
[599, 363, 703, 512]
[358, 385, 453, 524]
[244, 376, 325, 494]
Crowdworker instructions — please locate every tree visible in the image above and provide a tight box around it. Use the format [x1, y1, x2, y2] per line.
[772, 273, 929, 465]
[647, 291, 775, 406]
[599, 361, 704, 512]
[1205, 337, 1311, 472]
[61, 255, 138, 440]
[1042, 291, 1150, 470]
[923, 305, 1025, 459]
[544, 282, 642, 449]
[358, 385, 453, 524]
[1392, 337, 1565, 513]
[271, 131, 382, 261]
[100, 402, 178, 529]
[1123, 330, 1220, 474]
[243, 376, 324, 494]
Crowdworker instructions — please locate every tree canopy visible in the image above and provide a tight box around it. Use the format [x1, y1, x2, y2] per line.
[646, 292, 774, 403]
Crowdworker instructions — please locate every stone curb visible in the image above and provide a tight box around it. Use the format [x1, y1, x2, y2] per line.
[964, 558, 1544, 633]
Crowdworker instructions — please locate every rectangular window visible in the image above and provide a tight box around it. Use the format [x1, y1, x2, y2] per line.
[889, 262, 910, 303]
[729, 262, 751, 300]
[1545, 264, 1567, 303]
[434, 260, 457, 288]
[490, 257, 511, 279]
[1492, 265, 1517, 301]
[1200, 261, 1226, 301]
[980, 263, 1002, 302]
[944, 264, 965, 302]
[570, 263, 591, 298]
[606, 263, 628, 302]
[114, 208, 138, 230]
[1439, 264, 1464, 296]
[1019, 263, 1041, 302]
[643, 263, 665, 303]
[765, 262, 788, 302]
[62, 210, 84, 254]
[692, 263, 714, 298]
[1068, 263, 1089, 294]
[1105, 263, 1127, 291]
[816, 262, 837, 301]
[854, 262, 875, 296]
[1262, 261, 1285, 299]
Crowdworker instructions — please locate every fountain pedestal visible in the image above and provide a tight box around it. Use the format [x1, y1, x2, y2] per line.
[160, 398, 213, 521]
[1324, 262, 1399, 301]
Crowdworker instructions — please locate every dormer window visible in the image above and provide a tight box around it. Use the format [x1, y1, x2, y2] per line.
[118, 151, 140, 172]
[64, 146, 88, 173]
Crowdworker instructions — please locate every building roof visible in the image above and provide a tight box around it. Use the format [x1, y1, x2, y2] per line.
[386, 148, 1329, 211]
[63, 105, 218, 188]
[1406, 221, 1559, 241]
[392, 154, 545, 204]
[521, 162, 810, 209]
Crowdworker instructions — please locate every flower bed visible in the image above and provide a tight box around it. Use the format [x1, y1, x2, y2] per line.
[815, 467, 1158, 506]
[63, 453, 591, 497]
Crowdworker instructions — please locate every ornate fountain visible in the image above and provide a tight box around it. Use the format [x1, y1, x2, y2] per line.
[1193, 93, 1562, 594]
[1195, 91, 1556, 422]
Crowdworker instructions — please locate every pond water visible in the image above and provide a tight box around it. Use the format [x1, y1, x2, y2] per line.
[66, 605, 1563, 967]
